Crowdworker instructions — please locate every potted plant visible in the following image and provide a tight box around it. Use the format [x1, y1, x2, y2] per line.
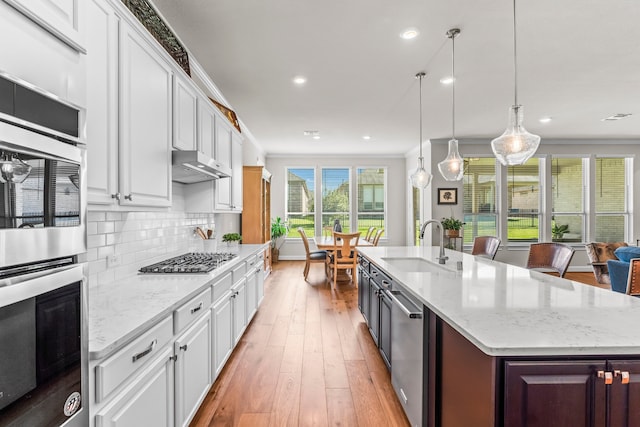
[270, 217, 288, 263]
[441, 216, 464, 238]
[222, 232, 242, 251]
[552, 223, 569, 240]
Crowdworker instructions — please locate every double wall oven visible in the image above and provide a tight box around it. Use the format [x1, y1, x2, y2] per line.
[0, 72, 88, 427]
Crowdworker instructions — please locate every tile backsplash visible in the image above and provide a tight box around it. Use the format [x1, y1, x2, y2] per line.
[82, 211, 217, 287]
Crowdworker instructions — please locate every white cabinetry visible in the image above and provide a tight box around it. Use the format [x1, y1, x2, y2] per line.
[95, 347, 174, 427]
[231, 132, 244, 211]
[214, 128, 243, 212]
[172, 75, 197, 151]
[212, 292, 233, 378]
[232, 277, 248, 344]
[174, 311, 212, 427]
[198, 97, 216, 159]
[5, 0, 86, 52]
[86, 0, 172, 208]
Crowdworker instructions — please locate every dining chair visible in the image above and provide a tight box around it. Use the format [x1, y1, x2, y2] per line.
[471, 236, 501, 260]
[298, 227, 328, 281]
[364, 226, 375, 241]
[372, 229, 384, 246]
[327, 231, 360, 290]
[525, 242, 575, 278]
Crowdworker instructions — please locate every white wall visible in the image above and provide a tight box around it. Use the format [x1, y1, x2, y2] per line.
[266, 155, 407, 260]
[427, 138, 640, 270]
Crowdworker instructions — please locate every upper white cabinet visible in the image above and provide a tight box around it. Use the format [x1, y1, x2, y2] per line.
[86, 0, 172, 208]
[215, 116, 232, 170]
[4, 0, 86, 52]
[173, 75, 197, 151]
[119, 20, 172, 207]
[197, 97, 216, 159]
[231, 132, 243, 211]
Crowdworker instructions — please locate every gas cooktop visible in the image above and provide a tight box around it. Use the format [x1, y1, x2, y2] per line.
[138, 252, 237, 274]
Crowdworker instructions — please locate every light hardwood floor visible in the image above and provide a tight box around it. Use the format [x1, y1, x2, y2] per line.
[191, 260, 409, 427]
[190, 261, 604, 426]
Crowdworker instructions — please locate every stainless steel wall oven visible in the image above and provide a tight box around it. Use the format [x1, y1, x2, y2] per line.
[0, 71, 88, 427]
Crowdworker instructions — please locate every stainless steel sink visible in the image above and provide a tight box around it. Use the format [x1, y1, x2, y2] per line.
[381, 257, 450, 272]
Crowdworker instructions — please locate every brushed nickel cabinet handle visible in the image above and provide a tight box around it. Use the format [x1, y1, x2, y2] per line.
[132, 339, 157, 362]
[190, 302, 203, 314]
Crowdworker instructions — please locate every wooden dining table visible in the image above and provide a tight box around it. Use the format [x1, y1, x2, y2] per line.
[313, 235, 372, 283]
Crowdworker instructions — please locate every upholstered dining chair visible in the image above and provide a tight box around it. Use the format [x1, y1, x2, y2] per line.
[327, 231, 360, 290]
[584, 241, 628, 285]
[298, 227, 328, 281]
[372, 229, 384, 246]
[606, 246, 640, 294]
[525, 242, 575, 278]
[471, 236, 501, 260]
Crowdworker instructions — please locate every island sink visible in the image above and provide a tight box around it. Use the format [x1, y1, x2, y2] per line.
[381, 257, 451, 272]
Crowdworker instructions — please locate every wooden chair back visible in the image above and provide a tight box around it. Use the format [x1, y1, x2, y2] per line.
[526, 242, 575, 278]
[471, 236, 501, 260]
[627, 259, 640, 296]
[298, 227, 312, 257]
[332, 231, 360, 259]
[372, 229, 384, 246]
[364, 226, 375, 241]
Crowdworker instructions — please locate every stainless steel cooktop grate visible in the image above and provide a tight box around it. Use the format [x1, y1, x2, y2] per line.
[138, 252, 237, 274]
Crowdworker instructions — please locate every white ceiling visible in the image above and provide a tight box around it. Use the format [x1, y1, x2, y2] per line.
[151, 0, 640, 157]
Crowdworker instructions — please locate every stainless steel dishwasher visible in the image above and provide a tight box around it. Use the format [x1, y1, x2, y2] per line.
[390, 288, 424, 427]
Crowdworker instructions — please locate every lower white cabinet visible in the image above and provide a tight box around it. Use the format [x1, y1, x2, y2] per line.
[95, 347, 175, 427]
[232, 277, 247, 344]
[212, 292, 233, 378]
[174, 311, 212, 427]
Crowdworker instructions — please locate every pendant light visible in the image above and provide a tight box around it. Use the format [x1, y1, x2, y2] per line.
[490, 0, 540, 166]
[438, 28, 464, 181]
[410, 72, 432, 189]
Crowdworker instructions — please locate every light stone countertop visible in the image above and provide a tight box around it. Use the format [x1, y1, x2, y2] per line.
[88, 244, 266, 360]
[358, 246, 640, 357]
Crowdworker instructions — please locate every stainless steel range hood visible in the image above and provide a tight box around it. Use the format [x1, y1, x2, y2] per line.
[172, 150, 232, 184]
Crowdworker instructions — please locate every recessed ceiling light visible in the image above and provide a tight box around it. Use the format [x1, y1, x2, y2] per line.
[363, 135, 371, 140]
[539, 116, 552, 123]
[293, 76, 307, 85]
[303, 130, 319, 137]
[312, 135, 320, 140]
[400, 28, 419, 40]
[601, 113, 632, 121]
[439, 76, 455, 85]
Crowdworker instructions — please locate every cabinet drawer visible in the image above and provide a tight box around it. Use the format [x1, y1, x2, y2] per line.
[212, 271, 233, 302]
[174, 287, 212, 334]
[370, 264, 393, 289]
[359, 256, 370, 273]
[95, 315, 173, 403]
[232, 261, 247, 282]
[245, 255, 258, 274]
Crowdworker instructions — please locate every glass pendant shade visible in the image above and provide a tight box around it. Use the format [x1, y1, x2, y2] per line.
[438, 139, 464, 181]
[491, 105, 540, 166]
[410, 156, 432, 189]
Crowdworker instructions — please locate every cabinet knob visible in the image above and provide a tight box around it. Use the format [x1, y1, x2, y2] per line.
[124, 194, 133, 201]
[169, 355, 178, 362]
[180, 344, 188, 352]
[111, 193, 121, 201]
[597, 370, 613, 385]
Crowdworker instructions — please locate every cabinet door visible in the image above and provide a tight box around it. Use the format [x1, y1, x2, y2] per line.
[232, 278, 247, 345]
[5, 0, 85, 52]
[174, 312, 212, 427]
[86, 0, 119, 206]
[231, 132, 243, 210]
[256, 260, 265, 305]
[119, 21, 172, 207]
[212, 294, 233, 378]
[504, 360, 606, 427]
[379, 290, 392, 369]
[359, 270, 370, 323]
[215, 117, 232, 169]
[608, 360, 640, 427]
[173, 76, 197, 151]
[368, 281, 380, 345]
[197, 99, 216, 159]
[245, 268, 258, 321]
[95, 347, 174, 427]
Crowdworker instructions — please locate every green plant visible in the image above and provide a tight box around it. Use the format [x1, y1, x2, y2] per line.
[441, 217, 464, 230]
[270, 217, 288, 249]
[552, 223, 569, 239]
[222, 232, 242, 242]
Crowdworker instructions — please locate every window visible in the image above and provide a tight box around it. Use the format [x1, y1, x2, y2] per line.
[357, 168, 386, 237]
[595, 158, 627, 242]
[507, 158, 540, 242]
[321, 168, 351, 233]
[551, 158, 584, 242]
[286, 168, 315, 237]
[463, 158, 497, 245]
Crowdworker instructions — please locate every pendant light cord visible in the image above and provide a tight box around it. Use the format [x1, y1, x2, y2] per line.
[451, 31, 456, 140]
[416, 72, 425, 158]
[513, 0, 518, 106]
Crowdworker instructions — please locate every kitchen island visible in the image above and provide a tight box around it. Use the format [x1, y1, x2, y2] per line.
[357, 246, 640, 427]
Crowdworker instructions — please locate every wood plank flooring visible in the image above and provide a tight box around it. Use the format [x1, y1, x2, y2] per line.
[191, 260, 409, 427]
[190, 262, 604, 426]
